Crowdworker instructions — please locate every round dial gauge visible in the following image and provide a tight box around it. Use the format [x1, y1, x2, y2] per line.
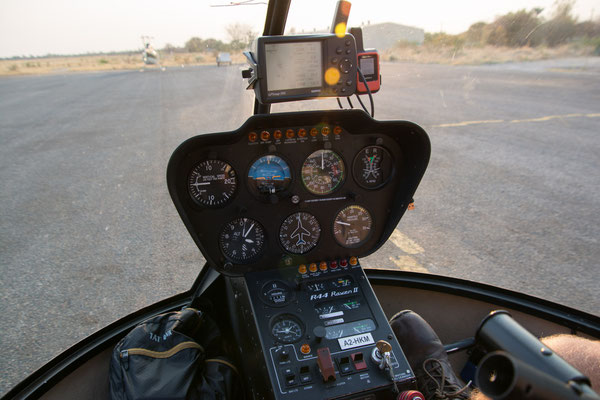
[353, 145, 394, 189]
[248, 155, 292, 196]
[261, 280, 292, 306]
[188, 160, 237, 207]
[279, 212, 321, 254]
[301, 149, 345, 195]
[219, 217, 265, 263]
[333, 205, 373, 248]
[271, 314, 304, 344]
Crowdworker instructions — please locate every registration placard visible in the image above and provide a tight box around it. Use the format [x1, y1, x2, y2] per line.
[338, 332, 375, 350]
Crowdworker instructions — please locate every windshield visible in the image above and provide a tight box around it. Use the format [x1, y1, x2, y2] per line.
[1, 0, 599, 395]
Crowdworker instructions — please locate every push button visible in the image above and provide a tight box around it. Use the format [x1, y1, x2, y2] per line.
[336, 47, 343, 54]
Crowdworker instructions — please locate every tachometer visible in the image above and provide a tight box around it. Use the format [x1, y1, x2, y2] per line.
[352, 145, 394, 189]
[248, 155, 292, 196]
[301, 149, 345, 195]
[271, 314, 304, 344]
[219, 217, 265, 263]
[333, 205, 373, 248]
[279, 212, 321, 254]
[188, 160, 237, 207]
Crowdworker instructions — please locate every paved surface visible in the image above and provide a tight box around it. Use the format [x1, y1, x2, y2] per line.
[1, 59, 599, 395]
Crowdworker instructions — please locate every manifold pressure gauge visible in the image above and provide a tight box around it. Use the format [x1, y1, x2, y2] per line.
[333, 205, 373, 248]
[188, 160, 237, 207]
[219, 217, 265, 263]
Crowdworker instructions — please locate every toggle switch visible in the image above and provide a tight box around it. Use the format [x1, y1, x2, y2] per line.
[351, 351, 368, 371]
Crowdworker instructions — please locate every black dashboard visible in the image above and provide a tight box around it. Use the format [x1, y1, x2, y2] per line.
[168, 110, 430, 398]
[167, 110, 430, 275]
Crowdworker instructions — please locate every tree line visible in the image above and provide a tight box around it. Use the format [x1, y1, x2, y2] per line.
[425, 1, 599, 49]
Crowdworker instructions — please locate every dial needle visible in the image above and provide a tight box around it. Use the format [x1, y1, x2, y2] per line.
[335, 221, 351, 226]
[321, 151, 324, 169]
[245, 239, 254, 243]
[244, 223, 255, 237]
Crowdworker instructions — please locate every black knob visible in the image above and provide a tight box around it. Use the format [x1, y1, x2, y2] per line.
[313, 326, 326, 343]
[279, 349, 290, 361]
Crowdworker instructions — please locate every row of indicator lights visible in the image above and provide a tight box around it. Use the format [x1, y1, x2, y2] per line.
[248, 126, 343, 142]
[297, 257, 358, 274]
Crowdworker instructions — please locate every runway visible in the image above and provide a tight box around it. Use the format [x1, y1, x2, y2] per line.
[1, 58, 599, 395]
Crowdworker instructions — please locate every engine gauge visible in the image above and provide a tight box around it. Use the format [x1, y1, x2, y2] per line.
[271, 314, 304, 344]
[333, 205, 373, 248]
[261, 280, 292, 306]
[301, 149, 345, 195]
[219, 217, 265, 263]
[188, 160, 237, 207]
[279, 212, 321, 254]
[352, 145, 394, 189]
[248, 155, 292, 196]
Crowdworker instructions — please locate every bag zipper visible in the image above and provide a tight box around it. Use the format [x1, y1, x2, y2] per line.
[120, 341, 203, 370]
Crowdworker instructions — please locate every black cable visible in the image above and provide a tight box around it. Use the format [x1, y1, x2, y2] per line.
[346, 97, 354, 109]
[354, 93, 369, 114]
[357, 67, 374, 117]
[336, 97, 344, 109]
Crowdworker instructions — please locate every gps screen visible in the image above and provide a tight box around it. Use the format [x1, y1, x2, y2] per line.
[359, 56, 375, 76]
[265, 42, 322, 91]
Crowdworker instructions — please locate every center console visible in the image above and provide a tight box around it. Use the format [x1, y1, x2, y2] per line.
[227, 260, 415, 399]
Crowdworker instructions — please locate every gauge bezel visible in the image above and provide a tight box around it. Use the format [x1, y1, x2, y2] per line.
[278, 211, 322, 255]
[219, 217, 266, 264]
[187, 159, 238, 208]
[352, 145, 395, 190]
[332, 204, 374, 248]
[246, 153, 294, 201]
[300, 148, 346, 196]
[270, 313, 305, 344]
[260, 280, 294, 307]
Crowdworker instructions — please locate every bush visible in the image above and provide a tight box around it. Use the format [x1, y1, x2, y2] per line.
[98, 58, 109, 64]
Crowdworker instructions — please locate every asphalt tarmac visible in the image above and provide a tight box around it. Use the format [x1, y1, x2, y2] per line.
[1, 58, 599, 395]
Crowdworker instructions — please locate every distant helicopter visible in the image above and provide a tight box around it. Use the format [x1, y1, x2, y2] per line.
[141, 36, 159, 65]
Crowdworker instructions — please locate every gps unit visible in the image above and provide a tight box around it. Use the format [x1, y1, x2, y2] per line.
[250, 34, 358, 104]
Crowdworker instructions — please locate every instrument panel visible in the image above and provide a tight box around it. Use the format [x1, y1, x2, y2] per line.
[167, 110, 430, 275]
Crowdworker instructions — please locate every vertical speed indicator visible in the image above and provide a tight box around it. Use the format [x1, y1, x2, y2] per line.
[188, 160, 237, 207]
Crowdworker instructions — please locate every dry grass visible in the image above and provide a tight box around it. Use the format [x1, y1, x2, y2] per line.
[382, 43, 597, 65]
[2, 44, 597, 76]
[0, 51, 248, 76]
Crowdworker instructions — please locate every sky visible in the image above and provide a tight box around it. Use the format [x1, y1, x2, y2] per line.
[0, 0, 597, 58]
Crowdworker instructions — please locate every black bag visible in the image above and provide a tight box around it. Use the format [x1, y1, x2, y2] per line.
[109, 308, 243, 400]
